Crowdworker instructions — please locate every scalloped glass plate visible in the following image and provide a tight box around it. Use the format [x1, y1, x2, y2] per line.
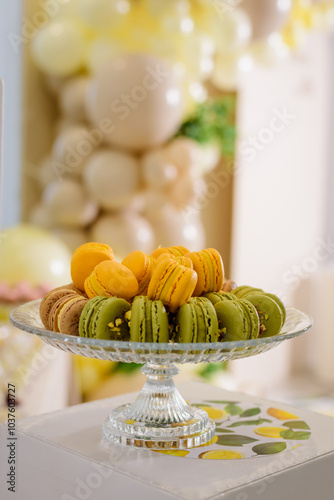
[10, 300, 312, 364]
[10, 300, 312, 450]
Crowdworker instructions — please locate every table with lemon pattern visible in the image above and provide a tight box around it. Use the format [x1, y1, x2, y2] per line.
[153, 400, 312, 460]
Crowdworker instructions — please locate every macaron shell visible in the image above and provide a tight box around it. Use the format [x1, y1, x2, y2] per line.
[130, 296, 146, 342]
[49, 293, 79, 332]
[232, 286, 263, 298]
[202, 248, 224, 292]
[214, 300, 248, 341]
[40, 286, 79, 330]
[92, 297, 131, 340]
[266, 293, 286, 325]
[58, 296, 88, 336]
[238, 299, 260, 339]
[151, 246, 189, 259]
[161, 265, 198, 312]
[197, 297, 219, 342]
[93, 260, 139, 300]
[79, 296, 107, 337]
[203, 292, 237, 305]
[151, 300, 169, 343]
[186, 251, 208, 296]
[190, 298, 206, 342]
[245, 293, 284, 337]
[175, 302, 198, 343]
[122, 251, 153, 294]
[71, 242, 114, 291]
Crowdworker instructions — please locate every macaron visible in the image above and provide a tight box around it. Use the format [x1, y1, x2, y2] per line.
[238, 299, 260, 339]
[129, 296, 169, 343]
[71, 242, 114, 291]
[84, 260, 138, 301]
[245, 293, 284, 338]
[39, 284, 84, 330]
[122, 251, 155, 295]
[57, 295, 88, 336]
[174, 301, 198, 343]
[232, 285, 263, 298]
[204, 291, 237, 305]
[147, 259, 197, 312]
[79, 296, 131, 340]
[186, 248, 224, 296]
[151, 245, 190, 259]
[190, 297, 219, 343]
[266, 293, 286, 325]
[214, 300, 250, 341]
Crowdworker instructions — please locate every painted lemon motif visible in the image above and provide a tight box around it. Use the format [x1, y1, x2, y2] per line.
[292, 444, 303, 450]
[267, 407, 299, 420]
[254, 426, 287, 438]
[199, 407, 227, 421]
[197, 435, 218, 448]
[154, 450, 189, 457]
[199, 450, 245, 460]
[125, 419, 136, 425]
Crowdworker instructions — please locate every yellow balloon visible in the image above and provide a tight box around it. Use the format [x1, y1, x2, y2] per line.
[31, 20, 87, 76]
[79, 0, 131, 33]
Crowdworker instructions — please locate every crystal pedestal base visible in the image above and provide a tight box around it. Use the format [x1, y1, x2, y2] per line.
[102, 363, 216, 449]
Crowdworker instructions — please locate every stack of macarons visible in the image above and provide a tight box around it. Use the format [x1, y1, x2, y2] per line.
[39, 242, 286, 342]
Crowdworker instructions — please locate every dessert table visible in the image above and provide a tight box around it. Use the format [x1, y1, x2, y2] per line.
[1, 381, 334, 500]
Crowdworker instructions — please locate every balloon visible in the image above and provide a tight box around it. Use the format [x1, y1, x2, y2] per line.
[166, 137, 203, 176]
[0, 224, 71, 287]
[212, 7, 252, 53]
[83, 149, 140, 210]
[241, 0, 292, 40]
[31, 20, 87, 76]
[52, 125, 100, 177]
[52, 227, 88, 253]
[147, 204, 206, 251]
[169, 174, 207, 210]
[59, 76, 90, 121]
[141, 149, 178, 189]
[211, 51, 253, 91]
[86, 38, 125, 74]
[86, 54, 184, 151]
[90, 212, 155, 257]
[43, 180, 98, 227]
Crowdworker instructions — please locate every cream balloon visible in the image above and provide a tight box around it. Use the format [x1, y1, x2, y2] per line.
[169, 175, 207, 211]
[0, 224, 71, 287]
[83, 149, 140, 210]
[79, 0, 130, 33]
[250, 33, 289, 66]
[147, 204, 206, 251]
[212, 7, 252, 53]
[166, 137, 203, 176]
[59, 77, 90, 121]
[29, 203, 53, 229]
[90, 213, 155, 257]
[52, 125, 100, 177]
[141, 149, 178, 189]
[31, 20, 87, 77]
[52, 227, 88, 253]
[211, 51, 253, 91]
[43, 180, 98, 227]
[241, 0, 292, 40]
[86, 54, 184, 151]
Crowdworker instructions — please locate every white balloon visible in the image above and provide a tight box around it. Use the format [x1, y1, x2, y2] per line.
[52, 125, 100, 177]
[169, 174, 207, 211]
[212, 7, 252, 53]
[86, 54, 184, 151]
[141, 149, 178, 189]
[166, 137, 203, 176]
[59, 76, 90, 121]
[43, 180, 98, 227]
[241, 0, 291, 40]
[31, 20, 87, 77]
[147, 204, 206, 251]
[211, 51, 253, 91]
[90, 212, 155, 258]
[52, 227, 88, 253]
[83, 149, 140, 211]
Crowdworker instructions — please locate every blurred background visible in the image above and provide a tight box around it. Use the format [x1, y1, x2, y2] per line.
[1, 0, 334, 421]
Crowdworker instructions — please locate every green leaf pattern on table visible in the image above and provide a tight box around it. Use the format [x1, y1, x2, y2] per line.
[150, 400, 313, 460]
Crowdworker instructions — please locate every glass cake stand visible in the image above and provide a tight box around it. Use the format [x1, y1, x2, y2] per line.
[10, 300, 312, 450]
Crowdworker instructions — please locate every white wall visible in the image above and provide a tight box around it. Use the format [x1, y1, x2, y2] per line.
[0, 0, 22, 228]
[230, 33, 333, 396]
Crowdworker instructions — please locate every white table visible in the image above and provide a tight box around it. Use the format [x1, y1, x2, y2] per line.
[1, 381, 334, 500]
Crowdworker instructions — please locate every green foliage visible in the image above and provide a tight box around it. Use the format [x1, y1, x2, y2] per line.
[252, 442, 287, 455]
[197, 362, 227, 380]
[217, 434, 258, 447]
[177, 97, 237, 156]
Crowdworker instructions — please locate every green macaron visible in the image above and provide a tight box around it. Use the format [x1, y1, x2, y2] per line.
[191, 297, 219, 342]
[214, 300, 250, 341]
[204, 292, 237, 305]
[129, 296, 169, 343]
[245, 293, 284, 337]
[266, 293, 286, 325]
[238, 299, 260, 339]
[175, 301, 198, 343]
[79, 296, 131, 340]
[232, 286, 264, 298]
